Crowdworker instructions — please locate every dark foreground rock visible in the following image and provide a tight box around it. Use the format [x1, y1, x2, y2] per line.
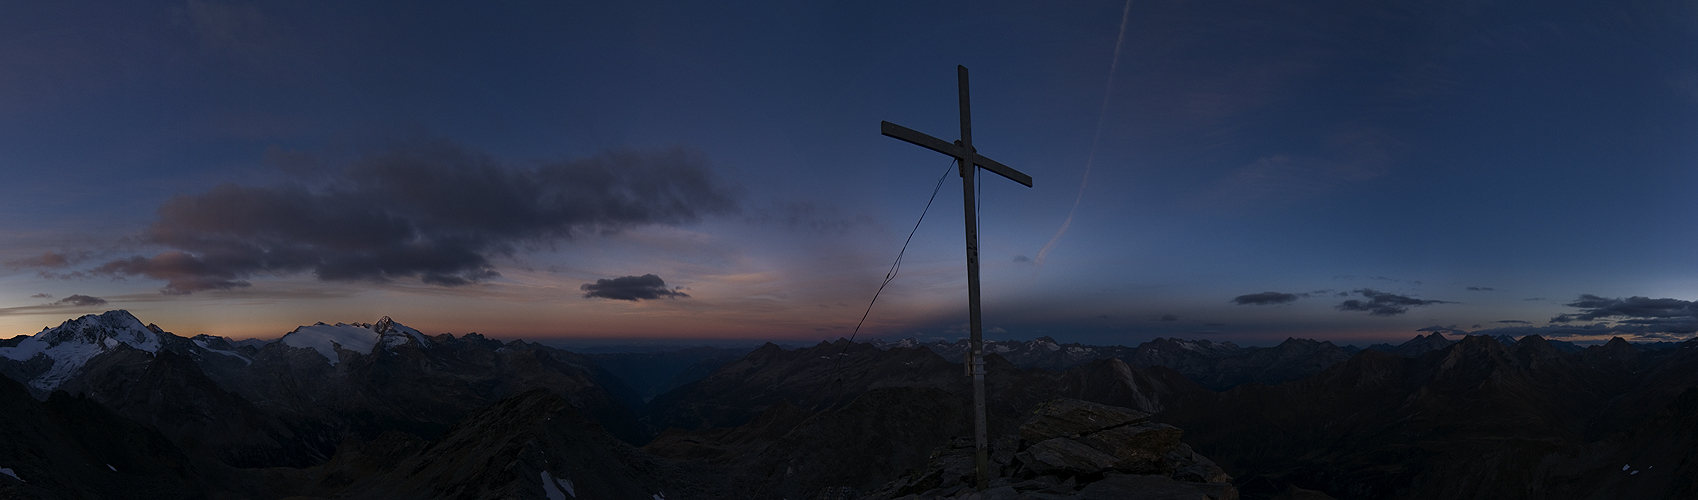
[865, 398, 1236, 500]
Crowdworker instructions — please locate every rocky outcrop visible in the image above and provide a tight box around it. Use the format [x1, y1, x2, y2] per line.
[866, 398, 1235, 500]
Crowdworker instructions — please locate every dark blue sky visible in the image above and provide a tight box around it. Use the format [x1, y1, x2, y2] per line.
[3, 0, 1696, 345]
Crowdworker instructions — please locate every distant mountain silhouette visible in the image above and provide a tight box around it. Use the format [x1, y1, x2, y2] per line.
[1, 310, 1692, 499]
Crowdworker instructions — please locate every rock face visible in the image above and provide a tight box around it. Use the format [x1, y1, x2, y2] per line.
[866, 398, 1235, 500]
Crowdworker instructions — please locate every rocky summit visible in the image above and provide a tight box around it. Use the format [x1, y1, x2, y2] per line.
[865, 398, 1235, 500]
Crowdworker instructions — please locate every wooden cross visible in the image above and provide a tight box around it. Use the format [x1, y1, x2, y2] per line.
[881, 65, 1032, 491]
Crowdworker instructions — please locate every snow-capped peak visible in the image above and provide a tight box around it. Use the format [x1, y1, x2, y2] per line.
[0, 310, 165, 392]
[31, 310, 159, 351]
[373, 316, 431, 348]
[279, 317, 432, 365]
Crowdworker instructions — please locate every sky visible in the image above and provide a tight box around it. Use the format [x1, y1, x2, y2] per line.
[3, 0, 1697, 346]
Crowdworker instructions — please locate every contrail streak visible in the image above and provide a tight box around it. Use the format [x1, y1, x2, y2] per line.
[1036, 0, 1133, 268]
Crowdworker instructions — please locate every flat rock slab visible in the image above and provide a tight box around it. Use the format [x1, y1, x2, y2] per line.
[1018, 437, 1121, 476]
[1080, 422, 1182, 472]
[1020, 398, 1151, 443]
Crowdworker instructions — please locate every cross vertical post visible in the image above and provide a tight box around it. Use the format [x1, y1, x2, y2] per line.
[880, 65, 1032, 491]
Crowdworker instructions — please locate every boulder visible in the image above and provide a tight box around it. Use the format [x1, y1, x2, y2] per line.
[1020, 399, 1151, 443]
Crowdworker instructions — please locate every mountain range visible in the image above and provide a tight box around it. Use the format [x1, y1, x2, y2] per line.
[0, 310, 1691, 499]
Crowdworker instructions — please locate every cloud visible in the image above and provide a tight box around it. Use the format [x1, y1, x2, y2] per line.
[1159, 313, 1179, 321]
[6, 251, 88, 268]
[1494, 320, 1530, 324]
[67, 141, 735, 294]
[30, 293, 51, 298]
[1472, 294, 1698, 340]
[53, 294, 107, 307]
[580, 274, 689, 301]
[1554, 294, 1697, 323]
[1013, 255, 1031, 263]
[1467, 286, 1495, 291]
[1335, 288, 1455, 316]
[1232, 291, 1300, 305]
[1416, 325, 1466, 334]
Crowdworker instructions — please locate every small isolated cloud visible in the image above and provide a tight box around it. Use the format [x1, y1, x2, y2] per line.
[1232, 292, 1300, 305]
[1336, 289, 1455, 316]
[580, 274, 689, 301]
[1159, 313, 1179, 321]
[30, 293, 51, 298]
[1495, 320, 1530, 324]
[1417, 325, 1466, 334]
[1013, 255, 1031, 263]
[987, 327, 1007, 334]
[1467, 286, 1495, 291]
[54, 294, 107, 307]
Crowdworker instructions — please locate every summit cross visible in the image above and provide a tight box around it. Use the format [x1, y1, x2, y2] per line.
[880, 65, 1033, 491]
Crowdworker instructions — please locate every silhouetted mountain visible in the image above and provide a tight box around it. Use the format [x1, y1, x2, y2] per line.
[584, 346, 752, 402]
[886, 335, 1352, 391]
[0, 373, 287, 499]
[4, 311, 1693, 499]
[300, 389, 717, 500]
[641, 339, 1223, 499]
[1364, 332, 1454, 357]
[1, 312, 650, 472]
[644, 340, 971, 432]
[1153, 334, 1698, 499]
[209, 323, 650, 450]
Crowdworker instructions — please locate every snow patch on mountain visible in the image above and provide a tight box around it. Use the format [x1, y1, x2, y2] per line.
[191, 338, 252, 365]
[280, 323, 379, 365]
[0, 310, 163, 392]
[279, 317, 433, 365]
[541, 470, 575, 499]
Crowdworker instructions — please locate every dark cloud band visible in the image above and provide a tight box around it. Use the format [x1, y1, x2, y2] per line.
[1474, 294, 1698, 340]
[1232, 292, 1300, 305]
[73, 142, 736, 294]
[54, 294, 107, 307]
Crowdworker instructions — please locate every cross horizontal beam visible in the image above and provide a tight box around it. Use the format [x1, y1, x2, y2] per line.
[881, 121, 1033, 187]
